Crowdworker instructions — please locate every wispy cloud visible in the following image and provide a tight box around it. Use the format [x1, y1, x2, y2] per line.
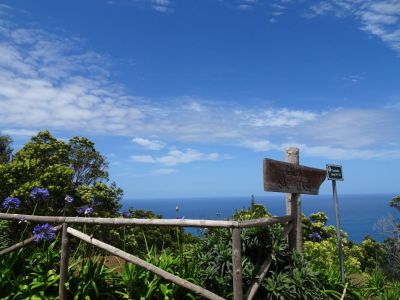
[0, 5, 399, 161]
[240, 139, 400, 160]
[302, 108, 400, 149]
[237, 108, 317, 128]
[131, 148, 221, 166]
[283, 143, 400, 160]
[151, 0, 173, 13]
[105, 0, 174, 12]
[342, 74, 364, 83]
[1, 128, 39, 137]
[151, 168, 178, 175]
[239, 139, 278, 152]
[132, 137, 165, 150]
[238, 0, 259, 10]
[307, 0, 400, 53]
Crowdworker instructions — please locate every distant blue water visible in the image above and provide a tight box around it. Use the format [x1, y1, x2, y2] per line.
[122, 194, 397, 243]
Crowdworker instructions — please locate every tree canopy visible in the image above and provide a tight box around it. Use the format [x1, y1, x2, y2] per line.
[0, 135, 13, 164]
[0, 131, 122, 218]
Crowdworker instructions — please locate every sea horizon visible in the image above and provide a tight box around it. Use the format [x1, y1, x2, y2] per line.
[122, 193, 398, 243]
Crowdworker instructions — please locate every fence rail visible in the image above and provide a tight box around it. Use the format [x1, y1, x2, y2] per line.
[0, 213, 291, 228]
[0, 213, 293, 300]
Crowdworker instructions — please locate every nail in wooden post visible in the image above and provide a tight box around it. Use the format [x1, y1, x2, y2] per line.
[285, 147, 303, 253]
[59, 223, 69, 300]
[232, 228, 243, 300]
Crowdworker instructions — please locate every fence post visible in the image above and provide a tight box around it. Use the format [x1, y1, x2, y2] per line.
[59, 223, 69, 300]
[285, 147, 303, 253]
[232, 228, 243, 300]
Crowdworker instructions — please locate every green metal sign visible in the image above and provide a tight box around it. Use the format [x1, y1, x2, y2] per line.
[326, 164, 343, 181]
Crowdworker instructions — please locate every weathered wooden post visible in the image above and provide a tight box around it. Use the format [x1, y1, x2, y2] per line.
[285, 147, 302, 252]
[59, 223, 69, 300]
[232, 228, 243, 300]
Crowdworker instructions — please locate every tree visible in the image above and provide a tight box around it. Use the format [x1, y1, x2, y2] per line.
[377, 195, 400, 278]
[0, 135, 13, 164]
[0, 131, 122, 219]
[69, 136, 108, 187]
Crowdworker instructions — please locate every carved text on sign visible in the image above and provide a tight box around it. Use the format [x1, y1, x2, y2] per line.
[263, 159, 326, 195]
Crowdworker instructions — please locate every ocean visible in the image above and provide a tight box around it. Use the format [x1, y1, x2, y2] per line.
[122, 193, 398, 243]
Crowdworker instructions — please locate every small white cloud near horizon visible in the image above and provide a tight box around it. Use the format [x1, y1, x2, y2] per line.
[132, 137, 165, 150]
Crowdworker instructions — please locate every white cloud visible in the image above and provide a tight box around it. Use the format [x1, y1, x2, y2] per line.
[237, 108, 317, 128]
[1, 128, 39, 137]
[151, 0, 173, 12]
[302, 108, 399, 149]
[184, 101, 206, 112]
[151, 168, 178, 175]
[240, 139, 278, 152]
[0, 5, 398, 162]
[132, 137, 165, 150]
[131, 148, 221, 166]
[238, 0, 259, 10]
[342, 74, 364, 83]
[238, 4, 252, 10]
[307, 0, 400, 53]
[240, 139, 400, 160]
[284, 143, 400, 160]
[131, 155, 156, 163]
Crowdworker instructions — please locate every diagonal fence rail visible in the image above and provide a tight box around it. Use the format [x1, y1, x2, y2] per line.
[0, 213, 293, 300]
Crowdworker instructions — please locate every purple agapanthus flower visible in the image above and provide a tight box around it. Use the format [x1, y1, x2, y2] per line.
[30, 187, 49, 200]
[122, 211, 130, 218]
[308, 232, 322, 241]
[2, 197, 21, 209]
[33, 223, 56, 243]
[65, 195, 74, 203]
[77, 205, 94, 216]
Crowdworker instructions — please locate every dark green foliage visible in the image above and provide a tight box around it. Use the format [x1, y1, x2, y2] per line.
[381, 195, 400, 279]
[302, 211, 337, 241]
[67, 256, 117, 299]
[0, 241, 60, 299]
[389, 195, 400, 211]
[0, 199, 399, 299]
[0, 135, 13, 164]
[0, 130, 123, 243]
[0, 131, 122, 218]
[116, 247, 198, 299]
[0, 221, 11, 249]
[100, 208, 198, 256]
[192, 200, 323, 299]
[261, 271, 296, 300]
[359, 235, 385, 271]
[69, 136, 109, 187]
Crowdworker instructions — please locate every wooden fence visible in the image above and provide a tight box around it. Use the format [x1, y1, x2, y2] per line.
[0, 212, 293, 300]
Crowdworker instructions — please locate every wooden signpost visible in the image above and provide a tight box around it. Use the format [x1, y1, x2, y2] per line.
[263, 158, 327, 195]
[263, 149, 326, 252]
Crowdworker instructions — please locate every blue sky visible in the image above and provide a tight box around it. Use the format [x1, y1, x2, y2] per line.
[0, 0, 399, 198]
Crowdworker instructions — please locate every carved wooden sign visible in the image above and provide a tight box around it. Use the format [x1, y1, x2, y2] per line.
[263, 158, 326, 195]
